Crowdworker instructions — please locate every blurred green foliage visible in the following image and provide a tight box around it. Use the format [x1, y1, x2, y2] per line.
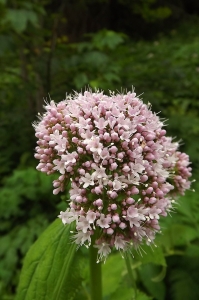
[0, 0, 199, 299]
[0, 168, 64, 298]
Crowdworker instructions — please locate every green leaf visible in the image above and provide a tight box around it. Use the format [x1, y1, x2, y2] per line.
[157, 224, 198, 249]
[169, 266, 199, 300]
[139, 264, 166, 300]
[109, 286, 135, 300]
[82, 51, 109, 67]
[133, 244, 166, 266]
[166, 255, 199, 300]
[185, 244, 199, 257]
[92, 30, 124, 50]
[16, 220, 78, 300]
[110, 287, 152, 300]
[102, 254, 152, 300]
[103, 73, 120, 82]
[136, 291, 153, 300]
[73, 73, 88, 89]
[102, 253, 126, 296]
[89, 80, 101, 88]
[5, 9, 38, 32]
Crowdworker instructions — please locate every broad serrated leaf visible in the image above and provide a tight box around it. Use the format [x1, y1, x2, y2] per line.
[157, 224, 198, 248]
[109, 286, 135, 300]
[136, 291, 153, 300]
[16, 220, 78, 300]
[102, 253, 126, 296]
[133, 244, 166, 266]
[138, 264, 166, 300]
[109, 286, 152, 300]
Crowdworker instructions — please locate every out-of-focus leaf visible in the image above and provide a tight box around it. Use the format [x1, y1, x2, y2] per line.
[82, 51, 109, 67]
[92, 30, 125, 50]
[139, 264, 166, 300]
[103, 73, 120, 82]
[4, 9, 38, 32]
[151, 266, 167, 282]
[170, 270, 198, 300]
[0, 35, 12, 55]
[89, 80, 101, 88]
[157, 224, 198, 248]
[74, 73, 88, 89]
[133, 244, 166, 266]
[185, 244, 199, 257]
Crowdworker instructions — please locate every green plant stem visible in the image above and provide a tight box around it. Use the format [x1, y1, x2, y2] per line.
[89, 240, 102, 300]
[125, 254, 137, 299]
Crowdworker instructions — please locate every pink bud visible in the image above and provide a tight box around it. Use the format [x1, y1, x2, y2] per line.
[107, 228, 114, 235]
[156, 190, 164, 197]
[141, 175, 148, 182]
[111, 204, 117, 210]
[131, 187, 139, 194]
[53, 187, 61, 195]
[110, 146, 118, 153]
[53, 181, 60, 188]
[126, 197, 135, 204]
[112, 215, 120, 222]
[152, 181, 158, 188]
[145, 153, 155, 160]
[145, 134, 155, 141]
[149, 197, 156, 204]
[76, 196, 83, 203]
[110, 162, 117, 170]
[66, 166, 72, 172]
[72, 137, 78, 143]
[109, 191, 118, 199]
[64, 116, 71, 124]
[146, 187, 153, 194]
[117, 152, 124, 159]
[79, 168, 85, 175]
[119, 222, 127, 229]
[111, 132, 119, 141]
[122, 165, 130, 172]
[77, 147, 83, 153]
[94, 186, 102, 194]
[96, 199, 103, 206]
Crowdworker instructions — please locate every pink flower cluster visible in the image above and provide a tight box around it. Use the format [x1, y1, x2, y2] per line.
[34, 90, 192, 262]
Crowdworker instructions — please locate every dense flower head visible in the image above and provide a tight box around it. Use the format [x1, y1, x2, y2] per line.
[33, 90, 192, 262]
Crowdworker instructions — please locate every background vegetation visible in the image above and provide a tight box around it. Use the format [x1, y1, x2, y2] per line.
[0, 0, 199, 299]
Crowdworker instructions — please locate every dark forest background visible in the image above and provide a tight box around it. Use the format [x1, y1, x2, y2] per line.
[0, 1, 199, 299]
